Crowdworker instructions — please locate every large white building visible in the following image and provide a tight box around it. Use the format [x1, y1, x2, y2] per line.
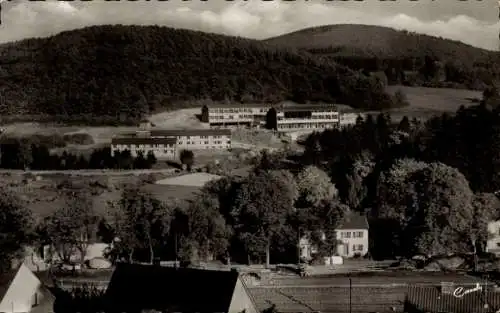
[277, 103, 339, 131]
[205, 104, 271, 128]
[111, 129, 231, 159]
[204, 103, 342, 131]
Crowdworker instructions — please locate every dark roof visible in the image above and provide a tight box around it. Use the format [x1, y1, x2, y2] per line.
[280, 103, 337, 112]
[207, 103, 272, 109]
[105, 263, 240, 313]
[111, 137, 177, 145]
[406, 285, 500, 313]
[149, 129, 231, 137]
[0, 267, 19, 302]
[337, 212, 369, 230]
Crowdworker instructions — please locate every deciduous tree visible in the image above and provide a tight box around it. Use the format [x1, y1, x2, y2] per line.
[111, 188, 173, 264]
[296, 165, 337, 208]
[44, 192, 99, 265]
[232, 171, 295, 267]
[0, 189, 34, 272]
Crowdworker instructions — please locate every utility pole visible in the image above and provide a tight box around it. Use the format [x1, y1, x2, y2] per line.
[349, 277, 352, 313]
[174, 232, 178, 268]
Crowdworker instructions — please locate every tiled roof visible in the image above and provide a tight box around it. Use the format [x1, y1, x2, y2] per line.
[149, 129, 231, 137]
[406, 285, 500, 313]
[207, 103, 272, 109]
[337, 212, 369, 230]
[111, 137, 177, 145]
[105, 263, 240, 313]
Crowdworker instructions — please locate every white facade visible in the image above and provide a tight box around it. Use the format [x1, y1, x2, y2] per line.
[276, 104, 340, 131]
[0, 264, 46, 313]
[175, 134, 231, 150]
[299, 228, 369, 261]
[486, 220, 500, 255]
[208, 106, 271, 127]
[336, 229, 369, 258]
[277, 110, 340, 131]
[111, 138, 177, 159]
[111, 129, 232, 159]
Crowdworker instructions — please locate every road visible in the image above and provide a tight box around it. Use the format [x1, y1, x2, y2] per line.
[0, 168, 178, 176]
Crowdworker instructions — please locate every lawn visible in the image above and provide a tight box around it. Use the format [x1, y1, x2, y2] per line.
[383, 86, 482, 121]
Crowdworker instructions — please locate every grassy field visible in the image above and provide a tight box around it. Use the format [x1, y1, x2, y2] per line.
[0, 172, 175, 218]
[383, 86, 482, 121]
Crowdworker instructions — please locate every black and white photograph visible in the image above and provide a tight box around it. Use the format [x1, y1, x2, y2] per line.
[0, 0, 500, 312]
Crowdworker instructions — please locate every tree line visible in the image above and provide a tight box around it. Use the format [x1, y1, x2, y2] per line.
[0, 157, 350, 273]
[1, 25, 405, 125]
[0, 141, 157, 170]
[301, 88, 500, 259]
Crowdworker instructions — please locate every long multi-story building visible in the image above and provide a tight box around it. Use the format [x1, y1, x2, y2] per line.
[111, 129, 231, 159]
[203, 103, 341, 131]
[203, 104, 272, 128]
[276, 103, 339, 131]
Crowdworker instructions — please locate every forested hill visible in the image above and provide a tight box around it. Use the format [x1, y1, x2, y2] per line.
[0, 25, 399, 125]
[265, 24, 500, 90]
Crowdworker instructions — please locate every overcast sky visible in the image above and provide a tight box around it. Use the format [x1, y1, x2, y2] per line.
[1, 0, 498, 50]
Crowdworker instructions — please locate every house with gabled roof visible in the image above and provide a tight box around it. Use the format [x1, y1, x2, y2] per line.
[105, 263, 258, 313]
[0, 263, 54, 313]
[299, 212, 369, 261]
[335, 212, 369, 257]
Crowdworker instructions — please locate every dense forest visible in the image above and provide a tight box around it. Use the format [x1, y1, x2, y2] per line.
[265, 24, 500, 90]
[0, 25, 402, 125]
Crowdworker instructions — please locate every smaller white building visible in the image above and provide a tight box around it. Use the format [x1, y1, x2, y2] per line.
[299, 212, 370, 261]
[111, 129, 232, 159]
[486, 220, 500, 256]
[111, 136, 177, 159]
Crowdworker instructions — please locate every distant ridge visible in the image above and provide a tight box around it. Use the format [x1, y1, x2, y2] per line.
[265, 24, 500, 89]
[0, 24, 400, 124]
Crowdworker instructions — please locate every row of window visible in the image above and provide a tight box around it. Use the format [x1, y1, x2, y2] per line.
[277, 115, 338, 120]
[178, 140, 230, 145]
[113, 144, 175, 149]
[340, 231, 364, 239]
[277, 123, 337, 129]
[352, 244, 364, 252]
[211, 108, 256, 113]
[177, 135, 228, 140]
[210, 115, 254, 120]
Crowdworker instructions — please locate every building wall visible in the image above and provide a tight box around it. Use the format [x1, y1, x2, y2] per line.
[111, 143, 177, 159]
[208, 107, 255, 125]
[339, 113, 362, 127]
[175, 134, 231, 151]
[336, 229, 369, 257]
[276, 110, 340, 131]
[487, 221, 500, 255]
[0, 264, 41, 313]
[228, 277, 258, 313]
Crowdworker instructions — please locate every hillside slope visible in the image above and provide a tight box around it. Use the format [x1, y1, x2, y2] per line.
[265, 24, 500, 89]
[0, 25, 398, 125]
